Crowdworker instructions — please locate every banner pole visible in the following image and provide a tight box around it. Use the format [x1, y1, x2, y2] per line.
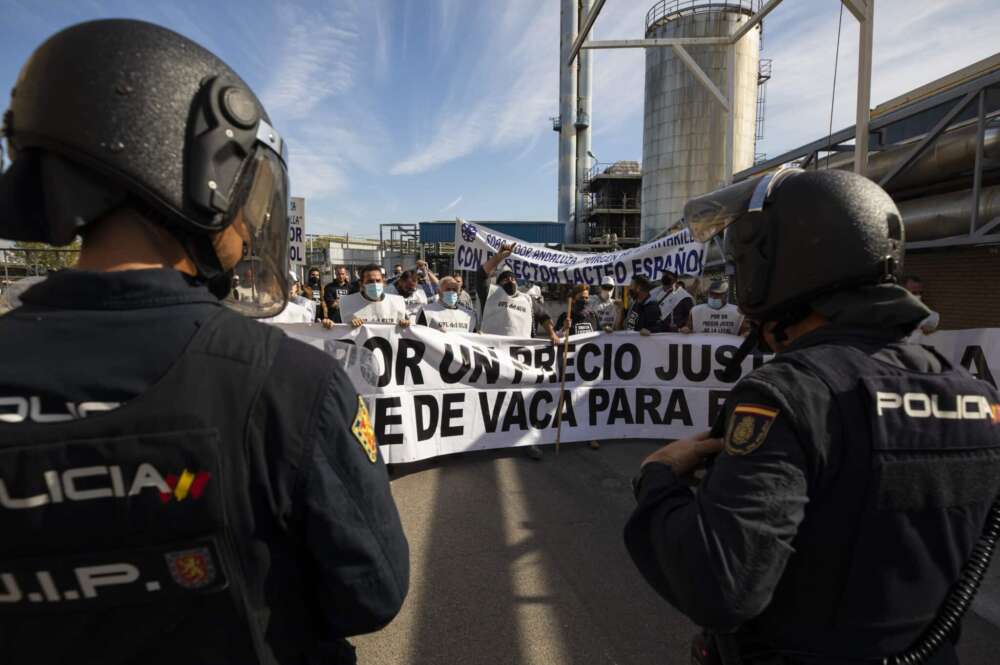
[554, 296, 574, 456]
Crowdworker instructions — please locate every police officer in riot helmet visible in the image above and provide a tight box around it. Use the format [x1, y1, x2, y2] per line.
[0, 20, 408, 665]
[624, 168, 1000, 665]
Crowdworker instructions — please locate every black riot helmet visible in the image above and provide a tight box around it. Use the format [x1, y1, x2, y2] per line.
[684, 168, 904, 322]
[0, 19, 290, 317]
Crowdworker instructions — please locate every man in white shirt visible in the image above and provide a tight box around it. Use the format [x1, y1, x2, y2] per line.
[590, 276, 622, 330]
[476, 242, 559, 460]
[418, 277, 477, 332]
[385, 270, 428, 320]
[340, 264, 410, 328]
[682, 279, 748, 336]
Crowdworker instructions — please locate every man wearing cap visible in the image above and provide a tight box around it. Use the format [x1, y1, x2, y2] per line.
[682, 279, 748, 336]
[652, 271, 694, 332]
[591, 276, 622, 330]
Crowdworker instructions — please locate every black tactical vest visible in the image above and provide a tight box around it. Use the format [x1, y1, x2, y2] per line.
[743, 342, 1000, 663]
[0, 309, 292, 664]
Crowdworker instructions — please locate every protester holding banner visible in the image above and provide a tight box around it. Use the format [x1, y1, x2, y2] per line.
[682, 279, 747, 336]
[556, 284, 600, 335]
[418, 276, 478, 332]
[477, 241, 559, 344]
[622, 275, 663, 334]
[323, 265, 357, 324]
[341, 264, 410, 327]
[591, 275, 622, 330]
[625, 168, 1000, 664]
[386, 269, 429, 319]
[650, 270, 694, 332]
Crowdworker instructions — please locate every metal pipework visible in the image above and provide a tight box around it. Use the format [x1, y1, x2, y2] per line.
[899, 184, 1000, 242]
[575, 0, 593, 245]
[559, 0, 579, 242]
[819, 117, 1000, 194]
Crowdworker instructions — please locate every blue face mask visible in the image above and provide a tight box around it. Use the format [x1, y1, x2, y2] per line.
[708, 297, 724, 310]
[442, 291, 459, 307]
[364, 283, 384, 300]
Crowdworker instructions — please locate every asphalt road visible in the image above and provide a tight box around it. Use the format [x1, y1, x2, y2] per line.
[353, 441, 1000, 665]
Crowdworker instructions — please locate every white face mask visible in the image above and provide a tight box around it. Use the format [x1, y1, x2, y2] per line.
[442, 291, 459, 307]
[364, 283, 384, 300]
[599, 289, 611, 302]
[708, 297, 724, 310]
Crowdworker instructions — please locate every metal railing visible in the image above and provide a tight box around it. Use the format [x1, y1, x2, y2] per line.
[587, 193, 642, 211]
[646, 0, 759, 33]
[585, 161, 641, 183]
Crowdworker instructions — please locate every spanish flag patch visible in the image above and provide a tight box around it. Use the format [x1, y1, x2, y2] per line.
[725, 404, 780, 456]
[352, 397, 378, 463]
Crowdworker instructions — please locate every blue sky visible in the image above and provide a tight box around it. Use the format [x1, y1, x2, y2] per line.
[1, 0, 996, 237]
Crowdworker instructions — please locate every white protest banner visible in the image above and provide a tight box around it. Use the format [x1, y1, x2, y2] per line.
[288, 197, 305, 271]
[453, 219, 705, 286]
[280, 324, 1000, 464]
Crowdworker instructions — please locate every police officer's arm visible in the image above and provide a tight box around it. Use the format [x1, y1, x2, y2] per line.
[301, 367, 409, 636]
[624, 379, 810, 631]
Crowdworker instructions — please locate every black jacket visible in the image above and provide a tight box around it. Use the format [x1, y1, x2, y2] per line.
[622, 295, 662, 332]
[0, 269, 409, 665]
[625, 326, 1000, 663]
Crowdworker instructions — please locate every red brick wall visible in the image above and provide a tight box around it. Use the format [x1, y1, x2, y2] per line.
[903, 245, 1000, 330]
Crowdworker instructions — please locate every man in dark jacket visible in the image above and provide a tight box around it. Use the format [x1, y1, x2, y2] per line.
[324, 265, 358, 324]
[621, 275, 662, 334]
[625, 169, 1000, 664]
[0, 20, 408, 665]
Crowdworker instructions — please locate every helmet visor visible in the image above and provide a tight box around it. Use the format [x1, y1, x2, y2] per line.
[683, 167, 803, 242]
[223, 147, 289, 318]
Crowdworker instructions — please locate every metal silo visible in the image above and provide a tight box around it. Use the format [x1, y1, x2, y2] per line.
[641, 0, 761, 240]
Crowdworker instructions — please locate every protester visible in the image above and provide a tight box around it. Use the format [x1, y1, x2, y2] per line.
[415, 260, 438, 299]
[650, 271, 694, 332]
[477, 242, 559, 460]
[452, 272, 474, 308]
[591, 275, 622, 331]
[388, 264, 403, 285]
[323, 265, 357, 324]
[556, 284, 600, 335]
[386, 269, 429, 320]
[418, 276, 478, 332]
[340, 264, 410, 328]
[622, 275, 662, 335]
[903, 274, 940, 335]
[681, 279, 747, 335]
[0, 19, 408, 665]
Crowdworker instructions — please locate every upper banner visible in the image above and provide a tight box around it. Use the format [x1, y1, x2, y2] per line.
[452, 219, 705, 286]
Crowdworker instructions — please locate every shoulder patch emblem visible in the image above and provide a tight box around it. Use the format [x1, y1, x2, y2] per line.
[352, 397, 378, 463]
[725, 404, 780, 456]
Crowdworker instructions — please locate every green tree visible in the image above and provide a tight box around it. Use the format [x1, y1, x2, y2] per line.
[11, 240, 81, 273]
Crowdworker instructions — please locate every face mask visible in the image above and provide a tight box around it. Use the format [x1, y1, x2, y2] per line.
[309, 276, 320, 287]
[628, 289, 638, 301]
[599, 289, 611, 302]
[573, 298, 586, 310]
[442, 291, 459, 307]
[708, 297, 724, 310]
[502, 281, 517, 296]
[662, 280, 674, 291]
[397, 284, 414, 297]
[364, 283, 384, 300]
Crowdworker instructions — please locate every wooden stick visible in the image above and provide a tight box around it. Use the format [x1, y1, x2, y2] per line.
[553, 296, 574, 456]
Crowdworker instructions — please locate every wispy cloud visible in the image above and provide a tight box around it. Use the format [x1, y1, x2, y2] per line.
[440, 195, 463, 212]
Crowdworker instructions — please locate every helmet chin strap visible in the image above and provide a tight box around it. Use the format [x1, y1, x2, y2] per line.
[178, 231, 233, 299]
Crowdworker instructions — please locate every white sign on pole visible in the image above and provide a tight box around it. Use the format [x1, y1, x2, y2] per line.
[288, 197, 306, 273]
